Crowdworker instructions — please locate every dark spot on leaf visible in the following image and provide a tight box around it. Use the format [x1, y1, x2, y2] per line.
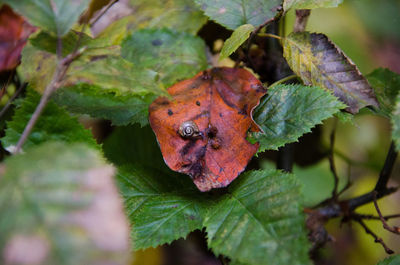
[158, 99, 170, 105]
[238, 104, 248, 115]
[151, 39, 163, 46]
[168, 109, 173, 116]
[210, 138, 221, 149]
[180, 139, 197, 156]
[196, 101, 201, 106]
[206, 126, 218, 139]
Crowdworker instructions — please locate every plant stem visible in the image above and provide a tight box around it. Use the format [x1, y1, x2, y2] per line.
[268, 74, 298, 88]
[355, 218, 394, 254]
[90, 0, 119, 26]
[257, 33, 282, 40]
[0, 82, 27, 119]
[13, 49, 84, 154]
[329, 119, 339, 200]
[373, 191, 400, 234]
[375, 141, 398, 191]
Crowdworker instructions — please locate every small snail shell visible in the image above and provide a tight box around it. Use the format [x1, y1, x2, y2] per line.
[179, 121, 200, 138]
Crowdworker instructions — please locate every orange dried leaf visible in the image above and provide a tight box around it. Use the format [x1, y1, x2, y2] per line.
[0, 5, 36, 71]
[149, 67, 266, 191]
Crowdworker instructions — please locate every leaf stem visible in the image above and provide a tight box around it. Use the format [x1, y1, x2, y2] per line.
[268, 74, 298, 88]
[257, 33, 282, 40]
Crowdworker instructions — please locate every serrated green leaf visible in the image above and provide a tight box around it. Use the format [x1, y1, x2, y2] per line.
[98, 0, 207, 44]
[53, 84, 155, 127]
[0, 142, 129, 265]
[283, 0, 343, 11]
[252, 84, 345, 152]
[204, 169, 312, 265]
[392, 94, 400, 151]
[194, 0, 281, 30]
[121, 28, 208, 88]
[128, 0, 207, 34]
[117, 164, 205, 249]
[21, 41, 166, 96]
[367, 68, 400, 118]
[283, 32, 379, 114]
[220, 24, 254, 61]
[376, 255, 400, 265]
[2, 0, 90, 37]
[2, 89, 97, 151]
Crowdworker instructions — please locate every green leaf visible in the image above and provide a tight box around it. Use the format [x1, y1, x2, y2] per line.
[30, 30, 113, 57]
[293, 161, 339, 207]
[121, 28, 208, 88]
[98, 0, 207, 44]
[367, 68, 400, 118]
[117, 164, 205, 249]
[204, 169, 312, 265]
[103, 125, 166, 169]
[194, 0, 282, 30]
[376, 255, 400, 265]
[0, 142, 129, 265]
[252, 84, 345, 152]
[392, 93, 400, 151]
[283, 0, 343, 11]
[19, 44, 57, 93]
[283, 32, 379, 114]
[2, 89, 98, 151]
[67, 48, 166, 96]
[21, 41, 166, 96]
[220, 24, 254, 61]
[53, 84, 155, 127]
[2, 0, 90, 36]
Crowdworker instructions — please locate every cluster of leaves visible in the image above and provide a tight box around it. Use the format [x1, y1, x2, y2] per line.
[1, 0, 400, 264]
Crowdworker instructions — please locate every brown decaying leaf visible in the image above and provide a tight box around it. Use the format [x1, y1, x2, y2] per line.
[149, 67, 266, 192]
[0, 5, 36, 71]
[283, 32, 379, 114]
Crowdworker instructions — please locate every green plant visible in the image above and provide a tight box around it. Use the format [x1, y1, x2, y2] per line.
[0, 0, 399, 264]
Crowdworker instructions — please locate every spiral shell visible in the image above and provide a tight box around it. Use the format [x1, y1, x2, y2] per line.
[179, 121, 200, 138]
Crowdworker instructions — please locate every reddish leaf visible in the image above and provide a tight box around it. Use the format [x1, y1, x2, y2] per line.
[0, 5, 36, 71]
[149, 67, 266, 192]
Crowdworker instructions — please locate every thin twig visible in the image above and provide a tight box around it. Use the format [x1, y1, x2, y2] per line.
[373, 191, 400, 235]
[293, 9, 311, 33]
[329, 119, 339, 200]
[375, 141, 398, 191]
[13, 49, 85, 154]
[355, 213, 400, 221]
[90, 0, 119, 26]
[355, 218, 394, 254]
[0, 82, 27, 119]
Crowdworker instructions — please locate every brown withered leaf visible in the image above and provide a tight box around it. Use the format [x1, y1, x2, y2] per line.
[149, 67, 266, 192]
[0, 5, 36, 71]
[283, 32, 379, 114]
